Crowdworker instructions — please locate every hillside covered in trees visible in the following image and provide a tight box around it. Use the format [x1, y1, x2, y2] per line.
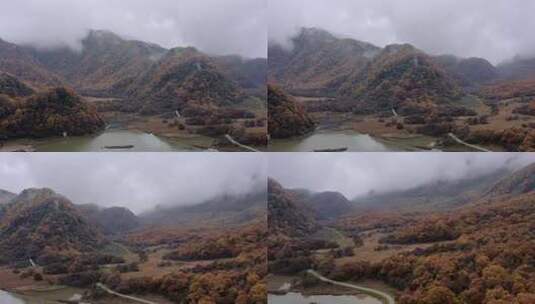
[268, 163, 535, 304]
[268, 27, 535, 151]
[0, 186, 267, 304]
[268, 85, 315, 139]
[0, 30, 267, 146]
[0, 87, 104, 139]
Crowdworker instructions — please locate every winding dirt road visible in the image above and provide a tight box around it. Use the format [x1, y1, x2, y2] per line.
[96, 283, 160, 304]
[448, 133, 491, 152]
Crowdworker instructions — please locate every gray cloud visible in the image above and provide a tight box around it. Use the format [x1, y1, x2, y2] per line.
[0, 153, 266, 214]
[269, 0, 535, 64]
[269, 153, 535, 199]
[0, 0, 266, 58]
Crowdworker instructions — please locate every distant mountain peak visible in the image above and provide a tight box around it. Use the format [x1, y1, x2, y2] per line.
[0, 188, 104, 262]
[383, 43, 417, 53]
[486, 163, 535, 197]
[295, 27, 338, 45]
[0, 189, 16, 205]
[17, 187, 58, 200]
[86, 29, 124, 42]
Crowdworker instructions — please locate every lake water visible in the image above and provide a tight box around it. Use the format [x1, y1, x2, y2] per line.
[268, 292, 383, 304]
[0, 291, 25, 304]
[268, 130, 443, 152]
[34, 130, 211, 152]
[268, 132, 391, 152]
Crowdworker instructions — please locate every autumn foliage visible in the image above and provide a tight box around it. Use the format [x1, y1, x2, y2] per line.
[0, 87, 104, 138]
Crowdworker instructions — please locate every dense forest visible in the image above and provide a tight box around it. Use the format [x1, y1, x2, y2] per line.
[0, 30, 267, 145]
[267, 85, 315, 139]
[268, 27, 535, 151]
[0, 187, 267, 304]
[268, 164, 535, 304]
[0, 87, 104, 139]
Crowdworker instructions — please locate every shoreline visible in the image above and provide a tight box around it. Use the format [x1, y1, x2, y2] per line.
[268, 273, 396, 304]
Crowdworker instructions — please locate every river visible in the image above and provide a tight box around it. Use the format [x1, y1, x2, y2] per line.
[268, 292, 383, 304]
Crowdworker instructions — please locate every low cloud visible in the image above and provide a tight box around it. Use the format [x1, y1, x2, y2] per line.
[0, 0, 266, 58]
[269, 0, 535, 64]
[0, 153, 266, 214]
[269, 153, 535, 199]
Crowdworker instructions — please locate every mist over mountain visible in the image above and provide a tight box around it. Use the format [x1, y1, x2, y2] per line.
[0, 0, 266, 58]
[269, 0, 535, 65]
[141, 189, 266, 227]
[0, 153, 266, 214]
[269, 153, 535, 201]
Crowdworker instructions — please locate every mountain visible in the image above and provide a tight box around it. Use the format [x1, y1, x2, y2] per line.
[0, 189, 15, 205]
[498, 55, 535, 80]
[355, 168, 512, 212]
[77, 204, 141, 235]
[0, 189, 15, 220]
[1, 31, 259, 119]
[0, 188, 105, 263]
[268, 84, 315, 138]
[269, 27, 380, 97]
[214, 55, 267, 98]
[0, 87, 104, 139]
[141, 190, 266, 227]
[29, 30, 167, 97]
[268, 178, 318, 237]
[486, 163, 535, 197]
[341, 44, 464, 114]
[126, 47, 244, 115]
[0, 72, 34, 97]
[0, 38, 64, 89]
[23, 31, 253, 115]
[435, 55, 499, 87]
[302, 191, 353, 220]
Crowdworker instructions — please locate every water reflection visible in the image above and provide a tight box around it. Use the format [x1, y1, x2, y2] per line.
[268, 292, 383, 304]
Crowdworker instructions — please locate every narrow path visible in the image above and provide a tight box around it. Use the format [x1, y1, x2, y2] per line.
[96, 283, 159, 304]
[448, 133, 491, 152]
[224, 134, 260, 152]
[307, 270, 396, 304]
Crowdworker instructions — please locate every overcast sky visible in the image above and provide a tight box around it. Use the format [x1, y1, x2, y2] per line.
[0, 0, 266, 58]
[269, 153, 535, 199]
[0, 153, 266, 214]
[269, 0, 535, 64]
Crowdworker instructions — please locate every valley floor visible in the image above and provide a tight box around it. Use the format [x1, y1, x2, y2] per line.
[269, 94, 535, 152]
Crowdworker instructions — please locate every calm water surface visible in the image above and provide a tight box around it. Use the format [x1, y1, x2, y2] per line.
[268, 130, 443, 152]
[268, 132, 390, 152]
[0, 291, 25, 304]
[268, 292, 383, 304]
[34, 130, 211, 152]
